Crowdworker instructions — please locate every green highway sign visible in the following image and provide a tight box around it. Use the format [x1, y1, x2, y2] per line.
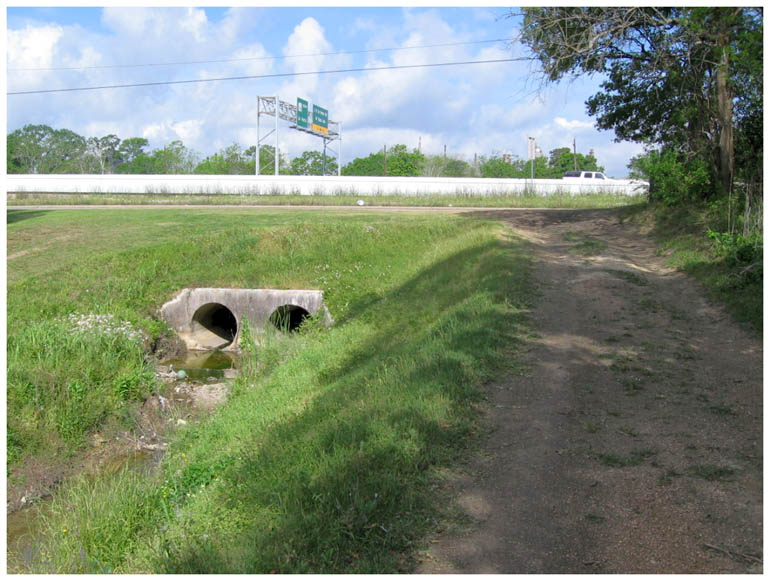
[296, 97, 309, 128]
[312, 104, 329, 134]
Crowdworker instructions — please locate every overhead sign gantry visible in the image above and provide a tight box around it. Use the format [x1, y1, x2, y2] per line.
[256, 96, 341, 176]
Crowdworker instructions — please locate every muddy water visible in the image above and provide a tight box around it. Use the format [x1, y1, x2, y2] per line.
[7, 349, 240, 571]
[6, 449, 162, 572]
[161, 349, 239, 381]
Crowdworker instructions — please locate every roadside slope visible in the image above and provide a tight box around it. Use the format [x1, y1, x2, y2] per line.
[417, 209, 762, 574]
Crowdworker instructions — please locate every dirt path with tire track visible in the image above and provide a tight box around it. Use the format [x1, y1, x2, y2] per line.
[417, 208, 762, 574]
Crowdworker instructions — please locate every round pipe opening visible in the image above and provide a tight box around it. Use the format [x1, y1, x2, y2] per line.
[269, 304, 310, 332]
[192, 302, 238, 346]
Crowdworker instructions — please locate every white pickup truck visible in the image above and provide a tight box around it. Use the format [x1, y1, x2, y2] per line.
[562, 170, 649, 195]
[562, 170, 612, 181]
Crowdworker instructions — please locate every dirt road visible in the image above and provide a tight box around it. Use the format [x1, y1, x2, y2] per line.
[417, 209, 762, 574]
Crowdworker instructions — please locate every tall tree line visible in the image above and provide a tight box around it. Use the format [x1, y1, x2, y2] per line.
[8, 124, 604, 178]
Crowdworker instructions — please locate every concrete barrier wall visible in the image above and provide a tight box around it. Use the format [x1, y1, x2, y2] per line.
[6, 174, 648, 197]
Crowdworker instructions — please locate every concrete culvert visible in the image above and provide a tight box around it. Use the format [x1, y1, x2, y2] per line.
[161, 288, 331, 351]
[269, 304, 310, 332]
[191, 302, 238, 348]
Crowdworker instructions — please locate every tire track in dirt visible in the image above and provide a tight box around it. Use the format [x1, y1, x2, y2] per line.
[417, 209, 762, 574]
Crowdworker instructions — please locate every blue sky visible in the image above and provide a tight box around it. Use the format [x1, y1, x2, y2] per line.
[6, 6, 645, 176]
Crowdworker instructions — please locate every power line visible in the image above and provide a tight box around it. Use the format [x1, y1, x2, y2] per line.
[8, 38, 509, 72]
[7, 57, 524, 96]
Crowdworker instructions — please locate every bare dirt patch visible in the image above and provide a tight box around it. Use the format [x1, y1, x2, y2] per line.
[417, 208, 762, 574]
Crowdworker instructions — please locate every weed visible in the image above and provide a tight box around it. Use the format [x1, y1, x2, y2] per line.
[708, 404, 736, 416]
[585, 421, 599, 434]
[562, 231, 608, 255]
[622, 377, 645, 395]
[637, 297, 660, 312]
[673, 344, 698, 360]
[689, 465, 736, 482]
[585, 513, 606, 524]
[598, 449, 656, 468]
[606, 269, 648, 286]
[658, 469, 682, 486]
[618, 427, 639, 438]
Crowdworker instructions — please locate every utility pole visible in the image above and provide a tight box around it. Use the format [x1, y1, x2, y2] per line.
[528, 137, 535, 179]
[418, 136, 421, 152]
[443, 144, 447, 160]
[573, 137, 578, 171]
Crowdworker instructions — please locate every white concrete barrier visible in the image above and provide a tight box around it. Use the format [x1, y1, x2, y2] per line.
[6, 174, 648, 197]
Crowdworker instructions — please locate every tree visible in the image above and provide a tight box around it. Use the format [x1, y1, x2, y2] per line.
[627, 149, 711, 205]
[151, 140, 199, 174]
[422, 155, 471, 177]
[117, 138, 149, 165]
[479, 155, 520, 178]
[195, 143, 255, 175]
[343, 145, 424, 177]
[518, 7, 763, 197]
[256, 144, 288, 175]
[114, 154, 150, 174]
[114, 140, 198, 174]
[7, 124, 86, 173]
[285, 150, 338, 176]
[83, 134, 121, 174]
[547, 147, 603, 177]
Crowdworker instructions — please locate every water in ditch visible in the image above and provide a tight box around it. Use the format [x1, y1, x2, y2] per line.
[160, 349, 240, 381]
[7, 349, 240, 571]
[7, 449, 163, 572]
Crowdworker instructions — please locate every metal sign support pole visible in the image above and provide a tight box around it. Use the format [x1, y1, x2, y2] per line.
[322, 139, 327, 176]
[274, 95, 279, 176]
[338, 122, 342, 176]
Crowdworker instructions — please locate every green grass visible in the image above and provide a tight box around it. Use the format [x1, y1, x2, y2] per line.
[562, 230, 608, 255]
[8, 191, 642, 209]
[620, 202, 762, 331]
[7, 207, 535, 573]
[7, 316, 155, 461]
[606, 269, 648, 286]
[688, 464, 736, 482]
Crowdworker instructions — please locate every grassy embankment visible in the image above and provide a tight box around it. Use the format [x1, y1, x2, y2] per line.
[7, 208, 534, 573]
[621, 201, 762, 331]
[7, 191, 642, 208]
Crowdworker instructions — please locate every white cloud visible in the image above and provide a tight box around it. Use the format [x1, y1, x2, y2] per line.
[554, 117, 594, 131]
[101, 7, 155, 37]
[179, 8, 209, 43]
[7, 24, 63, 69]
[141, 120, 194, 142]
[284, 17, 331, 71]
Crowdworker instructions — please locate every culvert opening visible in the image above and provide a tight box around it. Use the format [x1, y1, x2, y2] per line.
[269, 304, 310, 333]
[191, 302, 238, 347]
